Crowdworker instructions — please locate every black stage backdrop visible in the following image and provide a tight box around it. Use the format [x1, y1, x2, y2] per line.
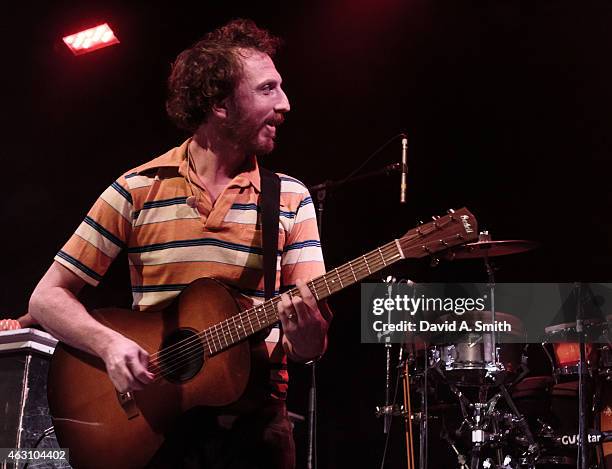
[2, 1, 612, 467]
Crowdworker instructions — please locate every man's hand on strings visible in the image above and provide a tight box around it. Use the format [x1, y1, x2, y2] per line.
[278, 279, 332, 362]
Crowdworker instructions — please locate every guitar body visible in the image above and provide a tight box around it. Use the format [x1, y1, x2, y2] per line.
[48, 278, 255, 469]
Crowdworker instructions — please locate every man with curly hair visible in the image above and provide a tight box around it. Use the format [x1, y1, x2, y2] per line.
[30, 18, 330, 468]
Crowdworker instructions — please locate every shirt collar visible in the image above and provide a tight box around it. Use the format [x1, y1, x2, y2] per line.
[135, 139, 262, 192]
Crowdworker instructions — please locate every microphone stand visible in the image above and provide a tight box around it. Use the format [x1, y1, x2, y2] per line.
[305, 162, 402, 469]
[309, 162, 401, 195]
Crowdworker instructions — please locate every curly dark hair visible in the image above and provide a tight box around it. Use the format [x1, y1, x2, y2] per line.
[166, 19, 282, 132]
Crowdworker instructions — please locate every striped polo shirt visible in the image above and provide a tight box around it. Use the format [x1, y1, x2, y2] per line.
[54, 139, 326, 398]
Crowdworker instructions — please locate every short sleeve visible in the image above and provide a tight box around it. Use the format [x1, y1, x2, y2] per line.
[280, 188, 326, 287]
[54, 177, 133, 286]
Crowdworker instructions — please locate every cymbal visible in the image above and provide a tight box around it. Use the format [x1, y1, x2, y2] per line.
[443, 240, 539, 260]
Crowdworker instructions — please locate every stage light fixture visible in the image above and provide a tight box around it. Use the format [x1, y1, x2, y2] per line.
[62, 23, 119, 56]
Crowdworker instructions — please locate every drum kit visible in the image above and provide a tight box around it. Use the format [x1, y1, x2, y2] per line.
[377, 232, 612, 469]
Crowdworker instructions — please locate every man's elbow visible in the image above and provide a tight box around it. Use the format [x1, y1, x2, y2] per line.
[28, 288, 47, 323]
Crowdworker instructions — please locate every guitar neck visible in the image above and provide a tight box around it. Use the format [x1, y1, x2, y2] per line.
[201, 207, 477, 357]
[203, 239, 404, 356]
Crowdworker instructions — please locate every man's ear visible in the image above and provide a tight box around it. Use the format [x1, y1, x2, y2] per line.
[211, 98, 229, 119]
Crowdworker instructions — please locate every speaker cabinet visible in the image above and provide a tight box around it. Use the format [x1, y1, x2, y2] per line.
[0, 328, 70, 468]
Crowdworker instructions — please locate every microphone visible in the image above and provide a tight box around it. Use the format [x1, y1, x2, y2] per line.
[400, 133, 408, 204]
[186, 196, 197, 208]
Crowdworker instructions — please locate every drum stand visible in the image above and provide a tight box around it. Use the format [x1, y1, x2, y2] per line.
[376, 277, 401, 435]
[433, 235, 539, 468]
[417, 345, 429, 469]
[375, 278, 424, 469]
[575, 282, 590, 469]
[432, 362, 537, 469]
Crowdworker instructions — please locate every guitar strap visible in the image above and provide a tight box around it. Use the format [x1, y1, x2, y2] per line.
[259, 166, 281, 300]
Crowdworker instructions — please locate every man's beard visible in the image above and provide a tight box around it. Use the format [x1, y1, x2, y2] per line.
[222, 113, 277, 156]
[222, 98, 286, 156]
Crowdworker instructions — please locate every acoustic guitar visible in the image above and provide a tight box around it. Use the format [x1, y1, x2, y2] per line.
[47, 207, 478, 468]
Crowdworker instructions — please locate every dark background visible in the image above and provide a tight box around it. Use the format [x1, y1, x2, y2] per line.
[3, 0, 612, 467]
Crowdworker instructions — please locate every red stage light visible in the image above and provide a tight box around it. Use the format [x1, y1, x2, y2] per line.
[62, 23, 119, 56]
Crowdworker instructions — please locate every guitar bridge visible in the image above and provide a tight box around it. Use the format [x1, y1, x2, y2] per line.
[117, 391, 140, 420]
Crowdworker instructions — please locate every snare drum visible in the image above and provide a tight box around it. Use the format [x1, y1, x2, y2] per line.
[432, 311, 525, 386]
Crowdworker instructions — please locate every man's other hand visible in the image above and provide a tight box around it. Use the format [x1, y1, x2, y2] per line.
[0, 319, 21, 331]
[101, 335, 156, 393]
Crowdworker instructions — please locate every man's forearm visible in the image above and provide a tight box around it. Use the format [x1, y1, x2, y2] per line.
[29, 286, 118, 359]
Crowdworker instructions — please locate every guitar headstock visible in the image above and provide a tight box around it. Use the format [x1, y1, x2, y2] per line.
[398, 207, 478, 259]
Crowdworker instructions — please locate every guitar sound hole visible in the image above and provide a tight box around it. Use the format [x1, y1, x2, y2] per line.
[159, 328, 204, 383]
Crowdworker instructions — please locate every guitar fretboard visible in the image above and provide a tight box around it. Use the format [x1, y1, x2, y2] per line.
[199, 239, 404, 356]
[194, 207, 475, 358]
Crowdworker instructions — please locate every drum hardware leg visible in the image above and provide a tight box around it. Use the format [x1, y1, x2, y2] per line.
[470, 443, 482, 469]
[576, 283, 590, 469]
[498, 385, 539, 463]
[457, 419, 472, 438]
[497, 454, 522, 469]
[491, 414, 504, 466]
[486, 393, 503, 418]
[432, 364, 472, 420]
[440, 424, 469, 469]
[593, 378, 605, 469]
[383, 341, 393, 434]
[375, 363, 404, 469]
[536, 418, 555, 437]
[541, 342, 558, 383]
[504, 367, 530, 394]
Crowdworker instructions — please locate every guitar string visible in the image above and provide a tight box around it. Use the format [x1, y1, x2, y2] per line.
[146, 215, 456, 365]
[147, 226, 461, 379]
[146, 240, 404, 367]
[145, 227, 430, 366]
[146, 223, 459, 378]
[148, 229, 465, 380]
[147, 247, 403, 379]
[146, 239, 404, 367]
[147, 251, 395, 377]
[146, 220, 462, 378]
[148, 256, 394, 380]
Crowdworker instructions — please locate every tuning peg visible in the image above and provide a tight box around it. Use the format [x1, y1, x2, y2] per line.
[431, 215, 440, 221]
[447, 208, 455, 214]
[418, 220, 424, 226]
[430, 257, 440, 267]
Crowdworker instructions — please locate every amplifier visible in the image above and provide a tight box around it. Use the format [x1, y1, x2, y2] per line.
[0, 328, 70, 468]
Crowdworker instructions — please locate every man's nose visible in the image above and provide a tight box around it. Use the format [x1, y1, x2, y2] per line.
[275, 87, 290, 113]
